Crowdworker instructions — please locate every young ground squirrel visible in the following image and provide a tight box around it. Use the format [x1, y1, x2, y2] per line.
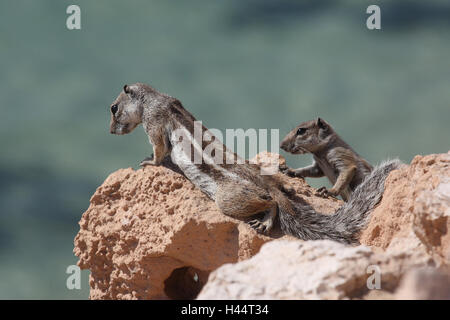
[281, 118, 373, 201]
[109, 83, 401, 244]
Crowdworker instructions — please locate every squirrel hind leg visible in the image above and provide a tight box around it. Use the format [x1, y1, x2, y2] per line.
[248, 205, 277, 235]
[215, 183, 274, 218]
[215, 183, 278, 235]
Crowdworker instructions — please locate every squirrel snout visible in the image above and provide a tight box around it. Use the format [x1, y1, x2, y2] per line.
[280, 140, 290, 151]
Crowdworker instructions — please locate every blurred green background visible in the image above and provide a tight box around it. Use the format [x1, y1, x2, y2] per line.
[0, 0, 449, 299]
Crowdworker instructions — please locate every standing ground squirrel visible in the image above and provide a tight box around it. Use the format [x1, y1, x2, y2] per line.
[109, 83, 401, 244]
[281, 118, 373, 201]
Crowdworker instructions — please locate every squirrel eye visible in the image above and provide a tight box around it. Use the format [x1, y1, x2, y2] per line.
[297, 128, 306, 135]
[111, 105, 118, 115]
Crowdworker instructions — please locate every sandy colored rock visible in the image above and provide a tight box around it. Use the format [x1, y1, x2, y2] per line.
[198, 152, 450, 300]
[198, 239, 376, 300]
[360, 151, 450, 266]
[75, 151, 450, 300]
[197, 238, 445, 300]
[394, 267, 450, 300]
[74, 154, 341, 299]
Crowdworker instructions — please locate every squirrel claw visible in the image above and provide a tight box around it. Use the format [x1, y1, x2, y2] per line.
[139, 155, 155, 167]
[315, 187, 337, 199]
[281, 185, 295, 196]
[282, 168, 296, 177]
[281, 168, 304, 180]
[140, 160, 155, 167]
[248, 219, 270, 234]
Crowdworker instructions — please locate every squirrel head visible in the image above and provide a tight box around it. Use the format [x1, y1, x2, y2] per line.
[109, 83, 151, 135]
[280, 118, 335, 154]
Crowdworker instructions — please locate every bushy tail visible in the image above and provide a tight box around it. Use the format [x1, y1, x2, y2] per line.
[279, 159, 403, 244]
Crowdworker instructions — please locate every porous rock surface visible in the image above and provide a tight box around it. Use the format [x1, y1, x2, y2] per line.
[360, 152, 450, 265]
[74, 152, 450, 299]
[198, 152, 450, 299]
[74, 153, 341, 299]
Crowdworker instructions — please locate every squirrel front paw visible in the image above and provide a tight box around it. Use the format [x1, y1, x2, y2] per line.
[278, 163, 289, 172]
[281, 184, 295, 196]
[139, 154, 155, 167]
[315, 187, 338, 199]
[282, 168, 297, 177]
[280, 167, 305, 179]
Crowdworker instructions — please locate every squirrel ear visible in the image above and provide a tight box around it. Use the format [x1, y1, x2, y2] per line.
[123, 85, 131, 94]
[317, 117, 327, 130]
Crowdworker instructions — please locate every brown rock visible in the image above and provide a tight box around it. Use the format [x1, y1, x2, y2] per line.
[74, 154, 341, 299]
[197, 237, 448, 300]
[197, 239, 376, 300]
[360, 152, 450, 266]
[198, 152, 450, 300]
[196, 239, 443, 300]
[394, 267, 450, 300]
[75, 151, 450, 300]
